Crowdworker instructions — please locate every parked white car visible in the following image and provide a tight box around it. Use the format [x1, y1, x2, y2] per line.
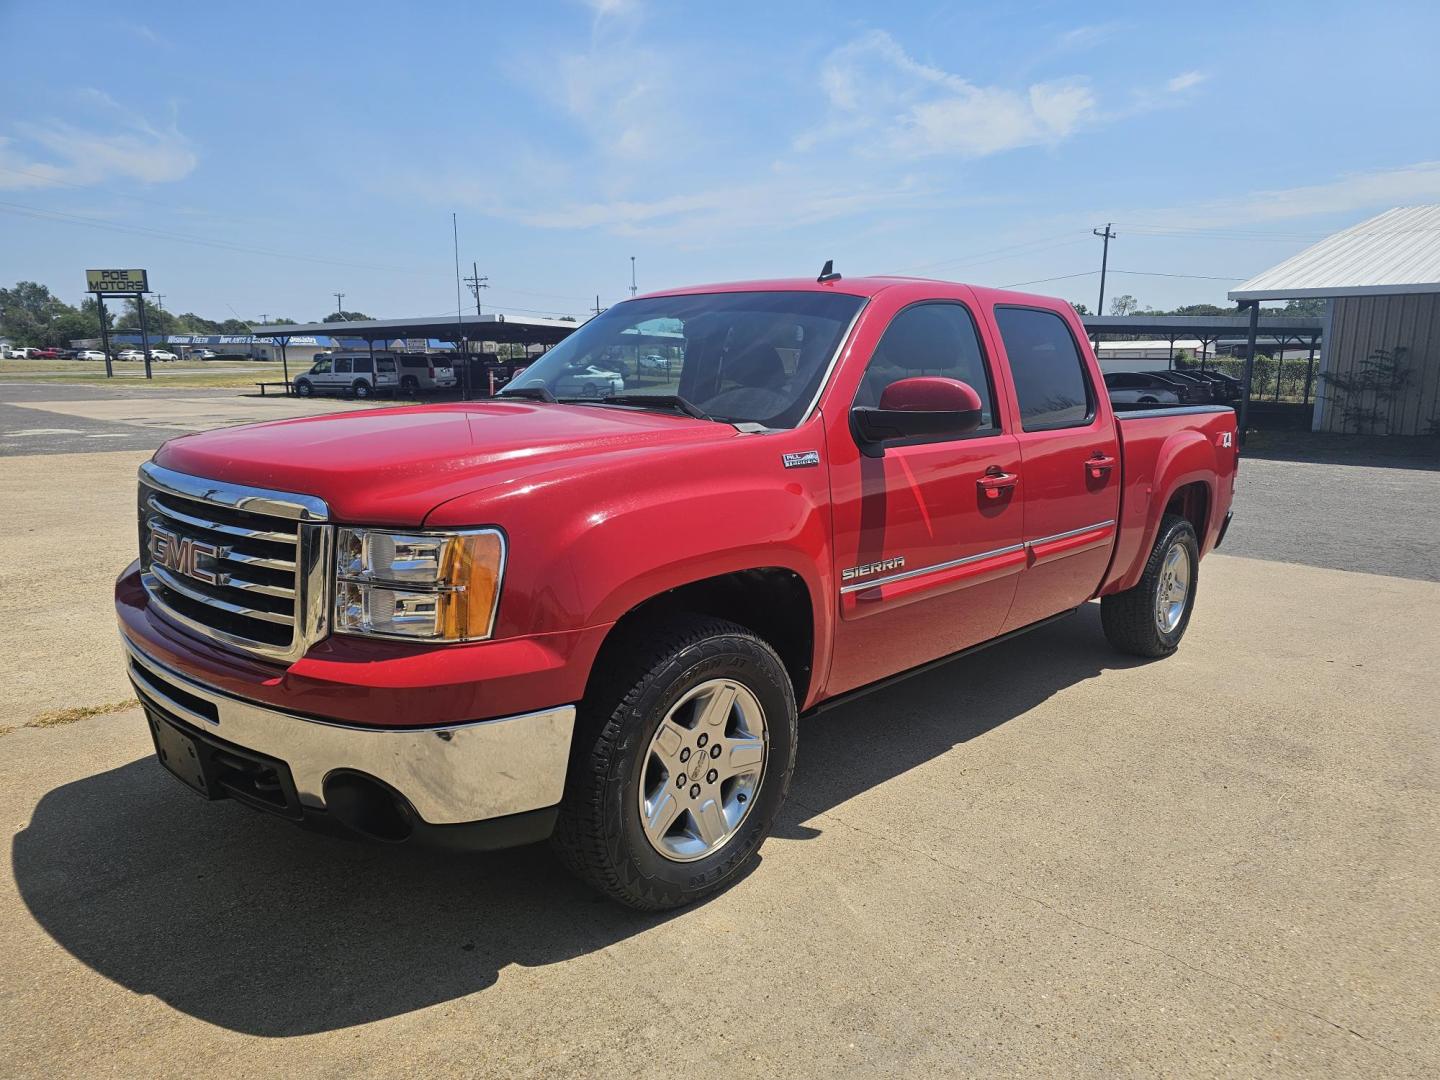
[75, 349, 108, 361]
[553, 364, 625, 398]
[189, 349, 218, 360]
[117, 349, 145, 362]
[2, 346, 30, 359]
[149, 350, 179, 362]
[292, 352, 400, 399]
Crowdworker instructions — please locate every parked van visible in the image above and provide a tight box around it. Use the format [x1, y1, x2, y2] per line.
[292, 352, 400, 399]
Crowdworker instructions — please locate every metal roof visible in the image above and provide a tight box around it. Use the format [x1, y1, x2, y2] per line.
[254, 312, 580, 344]
[1230, 205, 1440, 301]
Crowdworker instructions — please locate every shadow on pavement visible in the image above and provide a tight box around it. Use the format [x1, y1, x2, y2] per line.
[14, 604, 1139, 1037]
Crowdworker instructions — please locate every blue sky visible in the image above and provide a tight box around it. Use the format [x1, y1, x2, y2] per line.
[3, 0, 1439, 322]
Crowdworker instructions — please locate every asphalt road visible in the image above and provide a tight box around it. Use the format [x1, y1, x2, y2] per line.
[0, 380, 376, 457]
[1226, 456, 1440, 581]
[2, 389, 1438, 1077]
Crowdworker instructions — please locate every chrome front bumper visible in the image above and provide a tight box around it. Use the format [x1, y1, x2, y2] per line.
[124, 639, 576, 826]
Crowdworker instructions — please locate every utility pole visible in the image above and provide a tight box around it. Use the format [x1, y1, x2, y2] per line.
[1092, 224, 1116, 316]
[629, 256, 637, 297]
[154, 294, 166, 312]
[333, 292, 345, 318]
[464, 262, 489, 316]
[593, 295, 606, 318]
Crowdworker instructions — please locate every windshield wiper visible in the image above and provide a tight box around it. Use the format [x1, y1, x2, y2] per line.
[497, 385, 556, 403]
[599, 393, 714, 421]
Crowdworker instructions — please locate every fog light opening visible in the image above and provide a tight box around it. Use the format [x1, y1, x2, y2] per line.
[323, 772, 414, 843]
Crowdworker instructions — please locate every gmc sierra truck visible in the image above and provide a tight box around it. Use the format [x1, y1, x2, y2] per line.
[116, 274, 1238, 909]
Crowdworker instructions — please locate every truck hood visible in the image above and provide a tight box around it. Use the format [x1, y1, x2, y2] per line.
[153, 401, 736, 525]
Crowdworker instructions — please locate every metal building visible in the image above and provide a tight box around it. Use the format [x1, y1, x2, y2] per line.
[1231, 205, 1440, 436]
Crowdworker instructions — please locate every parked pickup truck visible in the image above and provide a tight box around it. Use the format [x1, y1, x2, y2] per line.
[116, 274, 1238, 909]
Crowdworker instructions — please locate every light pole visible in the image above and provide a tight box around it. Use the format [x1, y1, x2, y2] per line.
[630, 256, 637, 298]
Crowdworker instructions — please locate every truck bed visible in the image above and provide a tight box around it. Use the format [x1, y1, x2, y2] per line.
[1100, 405, 1239, 596]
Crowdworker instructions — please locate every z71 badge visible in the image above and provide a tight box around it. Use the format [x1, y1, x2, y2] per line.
[782, 450, 821, 469]
[842, 556, 906, 582]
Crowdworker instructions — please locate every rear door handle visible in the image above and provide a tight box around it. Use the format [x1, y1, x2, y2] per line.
[1086, 453, 1117, 478]
[977, 468, 1020, 499]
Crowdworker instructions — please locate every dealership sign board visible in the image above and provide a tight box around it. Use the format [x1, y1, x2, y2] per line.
[86, 269, 149, 294]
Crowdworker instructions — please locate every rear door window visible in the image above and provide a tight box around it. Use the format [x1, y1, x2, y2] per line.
[994, 307, 1095, 431]
[353, 357, 374, 374]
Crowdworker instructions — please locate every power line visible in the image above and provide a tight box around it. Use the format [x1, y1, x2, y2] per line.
[1001, 270, 1098, 288]
[894, 234, 1086, 275]
[1110, 269, 1245, 281]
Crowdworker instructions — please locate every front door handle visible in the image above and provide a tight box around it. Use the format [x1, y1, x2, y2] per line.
[977, 467, 1020, 499]
[1086, 453, 1117, 478]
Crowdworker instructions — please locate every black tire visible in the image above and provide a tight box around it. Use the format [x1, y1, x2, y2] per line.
[552, 615, 797, 910]
[352, 380, 372, 399]
[1138, 396, 1158, 404]
[1101, 513, 1200, 657]
[401, 375, 419, 396]
[582, 381, 597, 398]
[294, 379, 313, 397]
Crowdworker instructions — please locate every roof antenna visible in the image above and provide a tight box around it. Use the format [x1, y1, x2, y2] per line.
[817, 259, 841, 284]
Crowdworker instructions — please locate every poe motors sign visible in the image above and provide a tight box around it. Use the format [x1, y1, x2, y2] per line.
[86, 268, 149, 294]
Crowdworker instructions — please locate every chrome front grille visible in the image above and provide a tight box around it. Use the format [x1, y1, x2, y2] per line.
[137, 462, 331, 662]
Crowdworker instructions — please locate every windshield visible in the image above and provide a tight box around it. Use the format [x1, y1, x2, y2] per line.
[502, 290, 864, 428]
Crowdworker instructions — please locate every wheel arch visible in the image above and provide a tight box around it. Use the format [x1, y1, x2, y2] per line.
[585, 568, 817, 710]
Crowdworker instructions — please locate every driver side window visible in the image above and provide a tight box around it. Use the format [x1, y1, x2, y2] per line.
[855, 302, 998, 434]
[311, 359, 332, 375]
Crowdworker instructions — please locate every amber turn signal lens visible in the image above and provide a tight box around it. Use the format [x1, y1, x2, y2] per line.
[437, 531, 504, 640]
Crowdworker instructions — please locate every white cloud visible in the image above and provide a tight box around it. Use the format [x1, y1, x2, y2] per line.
[401, 170, 947, 244]
[1128, 161, 1440, 229]
[576, 0, 637, 20]
[802, 30, 1098, 159]
[0, 94, 196, 191]
[1165, 70, 1208, 93]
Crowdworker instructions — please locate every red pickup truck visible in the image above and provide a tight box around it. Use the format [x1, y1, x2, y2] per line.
[116, 274, 1237, 909]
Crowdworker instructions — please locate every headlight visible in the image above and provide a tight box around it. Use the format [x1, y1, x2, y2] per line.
[334, 528, 505, 642]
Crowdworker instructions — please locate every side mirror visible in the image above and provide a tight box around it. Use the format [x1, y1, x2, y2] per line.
[851, 376, 984, 454]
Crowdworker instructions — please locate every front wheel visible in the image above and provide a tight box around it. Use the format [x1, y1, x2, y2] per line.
[552, 615, 797, 910]
[1101, 514, 1199, 657]
[294, 379, 313, 397]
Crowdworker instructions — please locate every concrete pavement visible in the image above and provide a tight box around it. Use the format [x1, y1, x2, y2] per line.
[1, 420, 1438, 1076]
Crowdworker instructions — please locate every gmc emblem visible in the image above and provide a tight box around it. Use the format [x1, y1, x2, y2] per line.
[149, 523, 222, 586]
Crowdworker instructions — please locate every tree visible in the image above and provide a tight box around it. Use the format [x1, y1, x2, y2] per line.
[175, 312, 221, 334]
[121, 298, 179, 337]
[322, 311, 373, 323]
[0, 281, 73, 345]
[1170, 303, 1237, 317]
[1069, 301, 1090, 315]
[1109, 294, 1138, 317]
[1282, 297, 1327, 318]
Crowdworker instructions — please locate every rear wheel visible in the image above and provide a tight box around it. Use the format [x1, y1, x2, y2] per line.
[352, 380, 373, 399]
[552, 615, 797, 910]
[400, 375, 419, 396]
[1101, 514, 1199, 657]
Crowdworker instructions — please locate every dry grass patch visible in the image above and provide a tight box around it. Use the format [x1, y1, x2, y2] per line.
[25, 699, 139, 729]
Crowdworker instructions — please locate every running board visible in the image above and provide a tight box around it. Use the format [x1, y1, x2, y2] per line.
[804, 607, 1081, 718]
